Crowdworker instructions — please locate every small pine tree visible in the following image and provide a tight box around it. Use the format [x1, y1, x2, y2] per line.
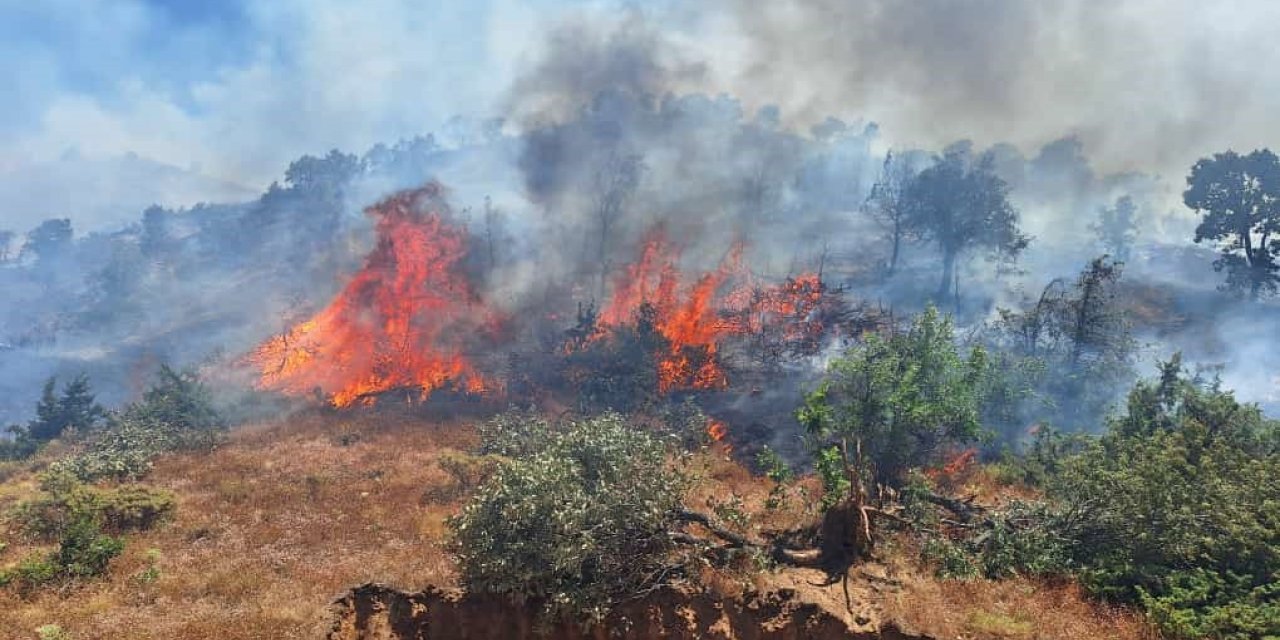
[28, 375, 105, 443]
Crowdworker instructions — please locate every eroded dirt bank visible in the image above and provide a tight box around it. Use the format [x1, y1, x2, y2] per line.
[328, 583, 934, 640]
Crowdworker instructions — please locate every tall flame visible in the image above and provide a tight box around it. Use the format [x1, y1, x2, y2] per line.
[250, 185, 494, 407]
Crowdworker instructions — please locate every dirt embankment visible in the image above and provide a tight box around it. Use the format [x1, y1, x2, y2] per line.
[328, 583, 934, 640]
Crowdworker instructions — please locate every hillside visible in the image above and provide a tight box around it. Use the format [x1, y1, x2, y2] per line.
[0, 410, 1151, 640]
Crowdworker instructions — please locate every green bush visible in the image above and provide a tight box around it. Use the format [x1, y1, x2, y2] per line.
[450, 412, 687, 622]
[11, 469, 174, 540]
[1049, 357, 1280, 640]
[49, 366, 225, 483]
[0, 516, 124, 593]
[798, 306, 991, 487]
[476, 409, 553, 458]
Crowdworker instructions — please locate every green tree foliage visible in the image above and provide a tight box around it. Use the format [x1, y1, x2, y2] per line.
[26, 375, 106, 443]
[1091, 195, 1138, 263]
[1050, 356, 1280, 640]
[124, 365, 224, 434]
[901, 146, 1029, 301]
[1183, 148, 1280, 299]
[798, 306, 991, 486]
[450, 412, 687, 621]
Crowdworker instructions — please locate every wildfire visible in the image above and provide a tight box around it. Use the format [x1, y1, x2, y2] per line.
[925, 448, 978, 483]
[250, 185, 496, 407]
[596, 229, 744, 391]
[596, 227, 830, 392]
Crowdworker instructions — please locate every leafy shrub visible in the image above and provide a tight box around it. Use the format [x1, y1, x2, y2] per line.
[36, 624, 73, 640]
[49, 416, 176, 482]
[11, 469, 174, 540]
[0, 516, 124, 593]
[450, 412, 687, 621]
[966, 501, 1074, 579]
[1049, 357, 1280, 640]
[799, 306, 991, 486]
[50, 366, 225, 482]
[476, 409, 553, 457]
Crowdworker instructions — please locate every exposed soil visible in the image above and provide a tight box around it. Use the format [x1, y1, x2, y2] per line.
[328, 582, 934, 640]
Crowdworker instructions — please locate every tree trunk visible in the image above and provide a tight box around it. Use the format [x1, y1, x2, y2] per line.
[887, 219, 901, 277]
[937, 247, 957, 301]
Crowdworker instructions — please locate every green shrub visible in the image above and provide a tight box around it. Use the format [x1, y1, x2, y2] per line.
[476, 409, 553, 458]
[1048, 357, 1280, 640]
[11, 469, 174, 540]
[0, 516, 124, 593]
[798, 306, 991, 487]
[36, 624, 73, 640]
[49, 366, 225, 483]
[450, 412, 687, 622]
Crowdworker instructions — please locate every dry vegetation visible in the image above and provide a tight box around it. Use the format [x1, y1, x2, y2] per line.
[0, 411, 1154, 640]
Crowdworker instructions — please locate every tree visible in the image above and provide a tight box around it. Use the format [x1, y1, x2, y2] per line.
[1091, 195, 1138, 262]
[0, 229, 13, 263]
[139, 205, 172, 258]
[283, 149, 362, 195]
[28, 375, 106, 443]
[23, 218, 73, 265]
[591, 152, 645, 298]
[866, 151, 918, 277]
[902, 147, 1029, 301]
[989, 257, 1136, 433]
[1183, 149, 1280, 299]
[798, 306, 991, 487]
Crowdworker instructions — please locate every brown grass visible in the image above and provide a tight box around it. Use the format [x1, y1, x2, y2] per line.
[0, 409, 474, 640]
[883, 566, 1156, 640]
[0, 411, 1156, 640]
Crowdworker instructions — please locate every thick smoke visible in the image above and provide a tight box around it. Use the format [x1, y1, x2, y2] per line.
[703, 0, 1280, 180]
[1, 2, 1277, 430]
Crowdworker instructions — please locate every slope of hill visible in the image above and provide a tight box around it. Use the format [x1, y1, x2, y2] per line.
[0, 411, 1152, 640]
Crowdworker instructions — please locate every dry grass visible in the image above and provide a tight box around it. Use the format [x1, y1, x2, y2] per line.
[883, 565, 1156, 640]
[0, 409, 474, 640]
[0, 411, 1156, 640]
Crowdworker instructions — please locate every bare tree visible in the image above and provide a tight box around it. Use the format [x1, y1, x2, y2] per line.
[865, 151, 918, 278]
[591, 152, 645, 297]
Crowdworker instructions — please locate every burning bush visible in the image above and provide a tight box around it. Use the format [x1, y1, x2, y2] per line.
[250, 184, 498, 407]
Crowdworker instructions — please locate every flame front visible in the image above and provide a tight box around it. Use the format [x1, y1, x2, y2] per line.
[598, 227, 827, 393]
[251, 186, 494, 407]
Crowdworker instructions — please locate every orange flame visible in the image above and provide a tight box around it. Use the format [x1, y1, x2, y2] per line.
[596, 227, 829, 392]
[706, 418, 729, 442]
[925, 448, 978, 482]
[250, 185, 496, 407]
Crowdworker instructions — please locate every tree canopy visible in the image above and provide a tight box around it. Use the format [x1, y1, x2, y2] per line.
[902, 146, 1028, 301]
[1184, 148, 1280, 299]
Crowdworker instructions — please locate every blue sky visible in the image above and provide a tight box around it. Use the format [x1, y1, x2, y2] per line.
[0, 0, 579, 185]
